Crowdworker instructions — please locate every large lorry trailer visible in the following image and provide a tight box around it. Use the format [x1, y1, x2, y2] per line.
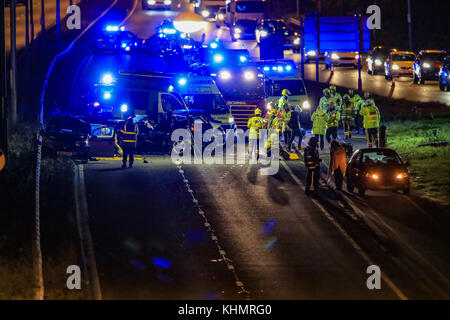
[225, 0, 267, 26]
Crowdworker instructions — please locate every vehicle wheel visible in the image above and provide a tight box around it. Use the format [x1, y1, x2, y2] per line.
[419, 73, 425, 84]
[402, 187, 410, 195]
[347, 182, 354, 193]
[358, 187, 365, 196]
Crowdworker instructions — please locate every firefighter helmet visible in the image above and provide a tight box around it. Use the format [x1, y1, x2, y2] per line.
[330, 85, 336, 92]
[255, 108, 262, 115]
[282, 89, 291, 96]
[348, 88, 355, 96]
[364, 92, 371, 100]
[343, 94, 350, 100]
[323, 88, 330, 96]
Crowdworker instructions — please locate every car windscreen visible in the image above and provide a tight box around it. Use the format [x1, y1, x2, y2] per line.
[47, 118, 88, 134]
[361, 150, 402, 165]
[264, 21, 286, 30]
[422, 53, 446, 61]
[236, 1, 265, 13]
[392, 54, 415, 61]
[206, 5, 221, 13]
[183, 94, 230, 114]
[271, 80, 306, 96]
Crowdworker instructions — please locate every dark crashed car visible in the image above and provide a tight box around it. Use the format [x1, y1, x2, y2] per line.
[43, 116, 90, 163]
[346, 148, 410, 195]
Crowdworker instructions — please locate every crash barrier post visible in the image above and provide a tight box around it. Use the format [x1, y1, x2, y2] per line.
[379, 125, 386, 148]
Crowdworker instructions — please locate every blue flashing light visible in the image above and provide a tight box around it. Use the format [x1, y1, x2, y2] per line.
[163, 28, 176, 35]
[210, 42, 219, 49]
[213, 53, 224, 63]
[120, 26, 125, 31]
[272, 66, 277, 71]
[263, 66, 270, 71]
[239, 55, 248, 63]
[121, 42, 127, 48]
[120, 104, 128, 112]
[285, 65, 292, 71]
[277, 66, 284, 72]
[106, 25, 119, 32]
[103, 91, 112, 100]
[178, 78, 187, 86]
[102, 74, 113, 84]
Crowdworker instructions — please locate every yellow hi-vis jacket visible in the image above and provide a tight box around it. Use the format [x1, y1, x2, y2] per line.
[326, 109, 340, 128]
[120, 123, 138, 145]
[281, 108, 292, 132]
[247, 116, 264, 139]
[311, 108, 328, 135]
[278, 95, 289, 110]
[359, 103, 380, 129]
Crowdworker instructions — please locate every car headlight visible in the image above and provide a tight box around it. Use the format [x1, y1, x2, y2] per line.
[302, 101, 310, 109]
[234, 27, 242, 34]
[396, 173, 408, 179]
[307, 50, 316, 57]
[293, 38, 300, 45]
[101, 73, 114, 84]
[261, 30, 268, 37]
[331, 53, 340, 60]
[355, 54, 359, 60]
[392, 64, 399, 70]
[244, 71, 255, 80]
[366, 173, 379, 180]
[239, 55, 248, 63]
[120, 104, 128, 112]
[375, 59, 382, 66]
[202, 10, 210, 18]
[164, 0, 171, 5]
[213, 53, 224, 63]
[423, 62, 431, 68]
[219, 70, 231, 80]
[228, 117, 234, 123]
[148, 0, 156, 4]
[218, 14, 224, 20]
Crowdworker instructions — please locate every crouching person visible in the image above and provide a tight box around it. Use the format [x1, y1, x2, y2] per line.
[304, 137, 322, 196]
[327, 140, 347, 191]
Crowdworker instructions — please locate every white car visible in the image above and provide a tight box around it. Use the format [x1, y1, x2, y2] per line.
[142, 0, 172, 10]
[325, 51, 359, 69]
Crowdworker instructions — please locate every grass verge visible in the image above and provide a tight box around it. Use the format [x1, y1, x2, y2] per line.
[0, 123, 87, 299]
[386, 115, 450, 207]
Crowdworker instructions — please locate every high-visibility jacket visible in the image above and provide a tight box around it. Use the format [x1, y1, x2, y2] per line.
[350, 94, 363, 112]
[319, 96, 331, 110]
[247, 116, 264, 139]
[120, 123, 138, 145]
[311, 108, 328, 135]
[326, 109, 340, 128]
[278, 95, 289, 110]
[265, 111, 282, 129]
[359, 103, 380, 129]
[330, 92, 343, 111]
[340, 101, 355, 121]
[304, 145, 320, 169]
[281, 108, 292, 132]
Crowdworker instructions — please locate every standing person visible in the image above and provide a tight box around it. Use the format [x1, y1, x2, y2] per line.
[281, 103, 293, 151]
[304, 136, 322, 196]
[319, 88, 332, 110]
[359, 97, 381, 148]
[311, 106, 328, 150]
[119, 116, 138, 168]
[288, 105, 303, 151]
[325, 102, 340, 144]
[264, 114, 281, 157]
[349, 88, 363, 134]
[247, 108, 264, 162]
[327, 140, 347, 191]
[278, 89, 291, 111]
[329, 85, 342, 111]
[341, 94, 356, 140]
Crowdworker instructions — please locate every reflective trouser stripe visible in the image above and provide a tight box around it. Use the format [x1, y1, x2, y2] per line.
[123, 140, 136, 143]
[310, 170, 315, 190]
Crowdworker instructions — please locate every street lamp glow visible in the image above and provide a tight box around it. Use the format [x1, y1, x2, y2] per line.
[244, 71, 255, 80]
[219, 70, 232, 80]
[173, 12, 206, 34]
[120, 104, 128, 112]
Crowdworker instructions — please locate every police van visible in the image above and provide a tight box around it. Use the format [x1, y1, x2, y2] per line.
[257, 60, 310, 111]
[175, 76, 235, 131]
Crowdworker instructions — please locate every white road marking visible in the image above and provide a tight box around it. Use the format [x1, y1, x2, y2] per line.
[280, 161, 408, 300]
